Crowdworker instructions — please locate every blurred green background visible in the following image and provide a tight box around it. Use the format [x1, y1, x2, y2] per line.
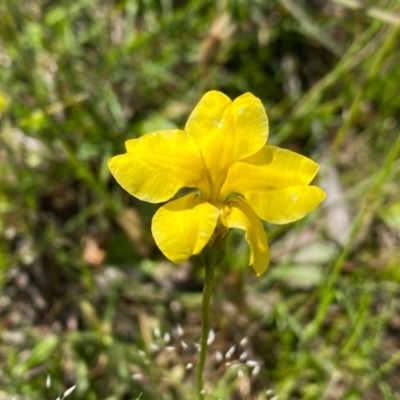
[1, 0, 400, 399]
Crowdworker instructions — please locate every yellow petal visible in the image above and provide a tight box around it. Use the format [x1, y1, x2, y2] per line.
[185, 91, 268, 199]
[231, 93, 269, 159]
[108, 130, 208, 203]
[151, 193, 220, 264]
[225, 146, 326, 224]
[221, 197, 270, 276]
[244, 186, 326, 224]
[221, 145, 320, 198]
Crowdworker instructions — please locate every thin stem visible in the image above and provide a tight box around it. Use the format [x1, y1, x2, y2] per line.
[196, 261, 215, 400]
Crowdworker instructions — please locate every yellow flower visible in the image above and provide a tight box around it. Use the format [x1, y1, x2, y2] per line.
[108, 91, 326, 275]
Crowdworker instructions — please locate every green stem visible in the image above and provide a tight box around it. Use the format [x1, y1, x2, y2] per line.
[196, 260, 216, 400]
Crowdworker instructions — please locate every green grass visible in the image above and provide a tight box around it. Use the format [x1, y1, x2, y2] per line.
[1, 0, 400, 399]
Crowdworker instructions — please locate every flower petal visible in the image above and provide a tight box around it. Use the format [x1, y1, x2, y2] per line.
[220, 146, 325, 224]
[231, 92, 269, 159]
[221, 145, 320, 198]
[108, 130, 208, 203]
[151, 193, 220, 264]
[185, 91, 268, 198]
[244, 186, 326, 224]
[221, 197, 270, 276]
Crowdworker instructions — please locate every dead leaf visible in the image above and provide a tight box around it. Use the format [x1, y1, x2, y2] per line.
[82, 235, 106, 266]
[320, 161, 352, 246]
[116, 207, 150, 257]
[198, 13, 236, 70]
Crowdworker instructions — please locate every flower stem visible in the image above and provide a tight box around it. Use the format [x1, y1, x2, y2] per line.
[196, 260, 215, 399]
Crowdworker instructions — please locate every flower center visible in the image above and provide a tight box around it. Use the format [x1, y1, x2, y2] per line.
[206, 170, 228, 204]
